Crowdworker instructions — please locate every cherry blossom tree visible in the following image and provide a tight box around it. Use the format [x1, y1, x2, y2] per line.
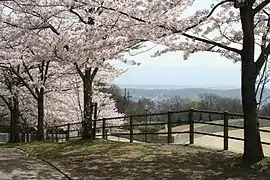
[176, 0, 270, 163]
[70, 76, 125, 126]
[43, 75, 125, 136]
[0, 67, 20, 142]
[0, 21, 77, 140]
[102, 0, 270, 163]
[0, 0, 131, 140]
[0, 1, 224, 145]
[49, 2, 142, 139]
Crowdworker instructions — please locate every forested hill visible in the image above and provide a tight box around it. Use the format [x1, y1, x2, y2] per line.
[121, 87, 270, 101]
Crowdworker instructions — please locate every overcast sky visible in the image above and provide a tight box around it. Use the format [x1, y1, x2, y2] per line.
[111, 48, 242, 89]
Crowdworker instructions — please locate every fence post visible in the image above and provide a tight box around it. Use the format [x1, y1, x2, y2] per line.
[105, 129, 108, 139]
[55, 126, 58, 142]
[45, 128, 48, 141]
[167, 111, 173, 143]
[199, 113, 203, 121]
[208, 114, 212, 121]
[51, 128, 54, 140]
[66, 123, 70, 141]
[93, 103, 98, 139]
[26, 125, 29, 142]
[102, 118, 106, 139]
[223, 111, 229, 150]
[189, 108, 194, 144]
[130, 115, 134, 143]
[93, 119, 97, 139]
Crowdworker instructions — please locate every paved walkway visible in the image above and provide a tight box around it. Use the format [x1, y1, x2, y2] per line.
[0, 148, 66, 180]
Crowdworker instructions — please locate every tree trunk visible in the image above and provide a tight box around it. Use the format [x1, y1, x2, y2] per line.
[242, 61, 264, 163]
[37, 88, 44, 140]
[240, 6, 264, 163]
[82, 68, 93, 139]
[9, 95, 20, 143]
[9, 110, 20, 142]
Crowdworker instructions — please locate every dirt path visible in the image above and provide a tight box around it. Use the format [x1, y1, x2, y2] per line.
[0, 148, 67, 180]
[194, 129, 270, 157]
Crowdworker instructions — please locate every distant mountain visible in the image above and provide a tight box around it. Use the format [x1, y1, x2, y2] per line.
[117, 84, 197, 90]
[117, 84, 238, 90]
[117, 86, 270, 102]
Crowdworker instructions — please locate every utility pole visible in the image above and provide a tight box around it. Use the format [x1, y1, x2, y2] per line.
[123, 88, 132, 115]
[123, 88, 127, 114]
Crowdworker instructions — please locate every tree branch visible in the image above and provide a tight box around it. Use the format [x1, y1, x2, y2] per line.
[181, 32, 241, 54]
[69, 8, 88, 24]
[44, 88, 72, 94]
[43, 61, 50, 84]
[10, 65, 38, 100]
[253, 0, 270, 14]
[47, 24, 60, 35]
[2, 20, 60, 35]
[91, 67, 98, 80]
[22, 62, 34, 81]
[256, 61, 268, 96]
[256, 44, 270, 73]
[185, 0, 233, 31]
[0, 95, 12, 111]
[255, 15, 270, 74]
[100, 0, 240, 54]
[39, 61, 44, 82]
[74, 62, 84, 79]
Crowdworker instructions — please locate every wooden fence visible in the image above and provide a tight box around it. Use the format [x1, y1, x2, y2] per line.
[47, 108, 270, 150]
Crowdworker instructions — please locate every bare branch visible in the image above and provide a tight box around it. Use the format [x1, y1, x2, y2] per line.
[257, 74, 268, 107]
[256, 14, 270, 74]
[256, 60, 268, 105]
[253, 0, 270, 14]
[255, 44, 270, 74]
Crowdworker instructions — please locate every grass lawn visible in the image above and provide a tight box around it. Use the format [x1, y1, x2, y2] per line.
[2, 140, 270, 180]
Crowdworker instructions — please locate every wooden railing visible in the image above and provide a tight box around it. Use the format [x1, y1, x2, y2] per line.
[47, 109, 270, 150]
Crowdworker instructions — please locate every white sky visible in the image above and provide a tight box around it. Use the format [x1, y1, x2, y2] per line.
[111, 48, 241, 88]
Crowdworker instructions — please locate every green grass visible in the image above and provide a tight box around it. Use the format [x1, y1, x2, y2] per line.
[2, 140, 270, 180]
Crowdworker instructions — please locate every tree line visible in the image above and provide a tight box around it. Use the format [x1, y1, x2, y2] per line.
[109, 85, 270, 124]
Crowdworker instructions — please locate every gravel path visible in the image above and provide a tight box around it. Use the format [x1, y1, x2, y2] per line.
[0, 148, 67, 180]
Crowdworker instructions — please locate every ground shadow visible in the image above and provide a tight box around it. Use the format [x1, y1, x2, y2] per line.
[18, 141, 270, 180]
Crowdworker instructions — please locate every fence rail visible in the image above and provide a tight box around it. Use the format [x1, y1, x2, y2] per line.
[47, 108, 270, 150]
